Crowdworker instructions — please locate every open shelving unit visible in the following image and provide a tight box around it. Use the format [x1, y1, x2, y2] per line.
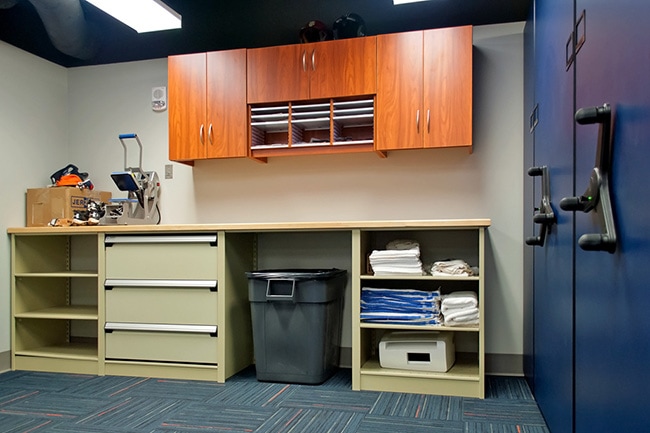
[351, 225, 486, 398]
[11, 233, 104, 375]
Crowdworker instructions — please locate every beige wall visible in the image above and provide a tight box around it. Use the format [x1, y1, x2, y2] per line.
[0, 41, 69, 363]
[1, 22, 525, 373]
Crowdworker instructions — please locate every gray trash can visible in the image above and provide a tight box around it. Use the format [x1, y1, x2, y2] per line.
[246, 268, 346, 384]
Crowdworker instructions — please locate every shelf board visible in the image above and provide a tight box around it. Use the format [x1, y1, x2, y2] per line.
[15, 305, 98, 320]
[14, 271, 99, 278]
[333, 139, 374, 146]
[361, 274, 480, 281]
[251, 142, 377, 158]
[361, 353, 479, 381]
[250, 120, 289, 133]
[333, 99, 374, 108]
[15, 341, 98, 360]
[359, 322, 479, 332]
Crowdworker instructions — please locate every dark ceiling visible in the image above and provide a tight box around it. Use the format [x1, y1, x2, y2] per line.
[0, 0, 531, 68]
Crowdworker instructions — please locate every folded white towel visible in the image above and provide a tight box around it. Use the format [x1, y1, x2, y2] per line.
[369, 247, 423, 275]
[431, 259, 474, 276]
[441, 291, 478, 310]
[370, 249, 420, 259]
[386, 239, 420, 250]
[444, 307, 479, 326]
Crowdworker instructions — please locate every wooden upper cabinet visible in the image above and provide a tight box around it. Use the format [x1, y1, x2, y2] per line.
[376, 26, 473, 151]
[308, 37, 377, 100]
[169, 53, 206, 162]
[424, 26, 472, 149]
[376, 31, 424, 151]
[168, 49, 247, 162]
[247, 37, 377, 104]
[246, 44, 310, 104]
[206, 50, 248, 159]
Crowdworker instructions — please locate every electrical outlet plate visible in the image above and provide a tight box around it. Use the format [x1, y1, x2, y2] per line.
[164, 164, 173, 179]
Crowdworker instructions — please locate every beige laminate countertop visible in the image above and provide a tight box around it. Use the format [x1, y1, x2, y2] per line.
[7, 219, 491, 234]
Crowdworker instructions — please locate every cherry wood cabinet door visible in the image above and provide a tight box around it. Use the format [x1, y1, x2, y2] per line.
[423, 26, 472, 149]
[308, 37, 377, 100]
[206, 49, 248, 158]
[247, 44, 310, 104]
[168, 53, 207, 161]
[376, 31, 424, 151]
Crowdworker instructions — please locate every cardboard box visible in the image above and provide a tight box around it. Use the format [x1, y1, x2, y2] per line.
[26, 187, 112, 227]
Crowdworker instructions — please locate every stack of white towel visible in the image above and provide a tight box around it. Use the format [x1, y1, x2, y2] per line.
[430, 259, 475, 277]
[441, 291, 479, 326]
[369, 239, 424, 276]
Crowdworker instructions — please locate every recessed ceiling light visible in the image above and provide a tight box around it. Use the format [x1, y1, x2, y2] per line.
[393, 0, 433, 4]
[86, 0, 181, 33]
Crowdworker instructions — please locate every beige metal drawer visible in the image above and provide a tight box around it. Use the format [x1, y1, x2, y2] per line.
[105, 234, 218, 280]
[105, 280, 217, 325]
[105, 323, 218, 364]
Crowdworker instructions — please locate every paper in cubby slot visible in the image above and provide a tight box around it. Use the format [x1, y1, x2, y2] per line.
[361, 287, 441, 325]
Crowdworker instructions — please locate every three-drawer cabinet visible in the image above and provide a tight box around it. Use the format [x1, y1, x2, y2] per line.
[103, 234, 222, 379]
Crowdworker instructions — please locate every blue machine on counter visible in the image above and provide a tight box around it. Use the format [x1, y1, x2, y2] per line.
[101, 133, 161, 225]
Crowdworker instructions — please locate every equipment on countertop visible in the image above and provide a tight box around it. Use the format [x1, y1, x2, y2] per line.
[101, 133, 161, 225]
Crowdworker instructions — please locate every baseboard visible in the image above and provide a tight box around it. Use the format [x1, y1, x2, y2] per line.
[339, 348, 523, 377]
[486, 353, 523, 376]
[0, 350, 10, 373]
[0, 348, 523, 377]
[339, 346, 352, 368]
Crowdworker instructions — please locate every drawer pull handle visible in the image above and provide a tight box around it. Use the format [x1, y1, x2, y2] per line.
[105, 279, 217, 291]
[105, 234, 217, 245]
[105, 322, 217, 335]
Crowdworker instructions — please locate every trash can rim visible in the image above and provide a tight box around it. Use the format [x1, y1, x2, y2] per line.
[245, 268, 346, 280]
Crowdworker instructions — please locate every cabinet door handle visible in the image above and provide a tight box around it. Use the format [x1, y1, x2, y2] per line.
[302, 50, 306, 72]
[311, 49, 316, 71]
[199, 124, 204, 144]
[416, 110, 420, 132]
[427, 109, 431, 133]
[208, 123, 213, 145]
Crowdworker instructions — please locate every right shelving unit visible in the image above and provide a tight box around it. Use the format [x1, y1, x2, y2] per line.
[351, 221, 487, 398]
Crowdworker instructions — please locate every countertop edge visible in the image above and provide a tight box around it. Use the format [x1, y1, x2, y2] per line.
[7, 219, 491, 234]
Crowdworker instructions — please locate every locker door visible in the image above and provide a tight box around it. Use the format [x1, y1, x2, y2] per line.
[531, 1, 576, 432]
[573, 1, 650, 432]
[522, 2, 536, 386]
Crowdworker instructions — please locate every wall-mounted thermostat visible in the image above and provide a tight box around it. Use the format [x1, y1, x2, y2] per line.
[152, 86, 167, 112]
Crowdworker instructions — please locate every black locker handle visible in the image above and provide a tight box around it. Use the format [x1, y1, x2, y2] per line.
[560, 103, 617, 253]
[526, 165, 556, 247]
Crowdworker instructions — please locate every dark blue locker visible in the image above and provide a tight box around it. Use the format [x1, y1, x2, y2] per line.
[573, 1, 650, 431]
[522, 1, 536, 387]
[530, 1, 576, 432]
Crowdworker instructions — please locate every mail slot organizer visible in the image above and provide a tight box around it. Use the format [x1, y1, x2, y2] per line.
[379, 331, 455, 372]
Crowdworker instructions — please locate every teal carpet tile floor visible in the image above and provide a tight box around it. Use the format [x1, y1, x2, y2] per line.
[0, 367, 549, 433]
